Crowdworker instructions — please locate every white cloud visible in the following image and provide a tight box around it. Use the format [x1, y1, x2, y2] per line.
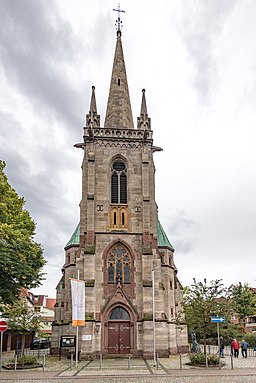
[1, 0, 256, 297]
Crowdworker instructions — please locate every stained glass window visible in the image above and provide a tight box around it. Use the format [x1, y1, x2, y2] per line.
[107, 244, 131, 284]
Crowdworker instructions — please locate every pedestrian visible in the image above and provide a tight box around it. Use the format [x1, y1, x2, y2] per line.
[219, 336, 225, 357]
[231, 338, 239, 357]
[241, 339, 248, 358]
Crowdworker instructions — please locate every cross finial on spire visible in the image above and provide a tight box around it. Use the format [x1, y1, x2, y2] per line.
[113, 3, 125, 34]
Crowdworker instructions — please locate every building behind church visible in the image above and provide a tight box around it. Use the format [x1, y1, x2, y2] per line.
[52, 19, 188, 357]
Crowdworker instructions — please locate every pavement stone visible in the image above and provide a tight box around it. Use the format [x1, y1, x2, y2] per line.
[0, 353, 256, 382]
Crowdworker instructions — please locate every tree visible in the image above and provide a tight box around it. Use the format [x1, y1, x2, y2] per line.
[0, 297, 42, 364]
[0, 160, 45, 304]
[230, 282, 256, 330]
[183, 278, 231, 354]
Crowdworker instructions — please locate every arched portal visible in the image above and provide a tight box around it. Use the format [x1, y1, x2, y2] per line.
[108, 306, 131, 354]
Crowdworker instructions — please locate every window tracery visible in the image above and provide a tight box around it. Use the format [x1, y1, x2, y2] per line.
[107, 244, 131, 284]
[111, 159, 127, 204]
[109, 306, 130, 320]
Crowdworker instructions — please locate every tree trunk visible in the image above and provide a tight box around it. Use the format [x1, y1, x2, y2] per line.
[21, 334, 26, 366]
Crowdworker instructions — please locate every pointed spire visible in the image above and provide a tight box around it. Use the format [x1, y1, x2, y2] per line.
[104, 32, 134, 129]
[86, 86, 100, 128]
[137, 89, 151, 129]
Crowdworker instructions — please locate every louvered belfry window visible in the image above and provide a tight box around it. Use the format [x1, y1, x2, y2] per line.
[111, 159, 127, 204]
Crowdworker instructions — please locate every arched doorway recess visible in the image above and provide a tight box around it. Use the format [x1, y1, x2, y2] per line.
[108, 306, 130, 354]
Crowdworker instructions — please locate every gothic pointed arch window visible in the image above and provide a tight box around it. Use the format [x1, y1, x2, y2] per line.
[107, 243, 131, 284]
[109, 306, 130, 320]
[111, 159, 127, 204]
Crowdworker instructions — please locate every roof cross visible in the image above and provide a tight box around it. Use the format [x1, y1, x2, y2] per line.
[113, 3, 125, 32]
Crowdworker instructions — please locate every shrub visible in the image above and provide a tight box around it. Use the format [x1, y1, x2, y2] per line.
[189, 353, 205, 365]
[207, 354, 220, 365]
[244, 334, 256, 347]
[189, 353, 220, 366]
[11, 355, 38, 366]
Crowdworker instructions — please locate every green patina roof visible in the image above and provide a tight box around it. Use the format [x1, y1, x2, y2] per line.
[157, 220, 175, 251]
[64, 223, 80, 250]
[65, 220, 174, 251]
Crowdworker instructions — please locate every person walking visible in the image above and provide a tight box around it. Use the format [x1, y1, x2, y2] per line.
[219, 337, 225, 357]
[231, 339, 239, 357]
[241, 339, 248, 358]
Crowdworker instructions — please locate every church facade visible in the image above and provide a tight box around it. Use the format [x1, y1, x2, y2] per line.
[52, 25, 188, 358]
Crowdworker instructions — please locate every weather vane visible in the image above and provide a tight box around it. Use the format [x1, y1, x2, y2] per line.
[113, 3, 125, 32]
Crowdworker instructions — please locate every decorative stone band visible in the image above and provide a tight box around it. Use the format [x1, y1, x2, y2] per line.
[84, 127, 153, 140]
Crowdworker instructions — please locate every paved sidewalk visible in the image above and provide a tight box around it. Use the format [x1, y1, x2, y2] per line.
[1, 368, 256, 383]
[0, 354, 256, 382]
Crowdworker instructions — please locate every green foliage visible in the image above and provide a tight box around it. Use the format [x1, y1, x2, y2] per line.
[1, 297, 42, 364]
[244, 333, 256, 347]
[230, 282, 256, 328]
[11, 355, 38, 366]
[183, 278, 231, 353]
[219, 323, 244, 342]
[207, 354, 220, 365]
[0, 298, 42, 334]
[189, 352, 206, 365]
[0, 160, 45, 304]
[189, 352, 219, 366]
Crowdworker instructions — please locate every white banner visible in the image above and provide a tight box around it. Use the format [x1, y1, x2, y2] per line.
[70, 278, 85, 326]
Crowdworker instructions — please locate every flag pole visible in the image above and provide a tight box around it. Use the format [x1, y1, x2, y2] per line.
[152, 269, 156, 367]
[75, 269, 80, 369]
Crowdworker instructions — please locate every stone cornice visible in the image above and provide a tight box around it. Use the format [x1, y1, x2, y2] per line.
[84, 127, 153, 141]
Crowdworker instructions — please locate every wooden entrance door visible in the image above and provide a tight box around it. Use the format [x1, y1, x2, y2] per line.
[108, 321, 130, 354]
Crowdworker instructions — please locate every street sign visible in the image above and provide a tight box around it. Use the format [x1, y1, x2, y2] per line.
[0, 321, 7, 332]
[211, 316, 225, 323]
[0, 320, 7, 371]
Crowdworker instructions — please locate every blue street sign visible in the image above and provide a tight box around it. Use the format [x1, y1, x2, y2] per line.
[211, 316, 225, 323]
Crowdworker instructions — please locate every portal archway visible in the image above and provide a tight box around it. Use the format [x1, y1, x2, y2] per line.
[108, 306, 130, 354]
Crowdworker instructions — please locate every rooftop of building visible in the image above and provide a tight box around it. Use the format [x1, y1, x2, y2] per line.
[65, 220, 174, 251]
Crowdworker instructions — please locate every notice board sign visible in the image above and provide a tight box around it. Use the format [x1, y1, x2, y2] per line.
[61, 336, 76, 348]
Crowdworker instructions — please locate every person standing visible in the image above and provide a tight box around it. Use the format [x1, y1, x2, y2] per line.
[241, 339, 248, 358]
[231, 339, 239, 357]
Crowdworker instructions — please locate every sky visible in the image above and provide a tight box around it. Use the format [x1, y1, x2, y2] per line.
[0, 0, 255, 298]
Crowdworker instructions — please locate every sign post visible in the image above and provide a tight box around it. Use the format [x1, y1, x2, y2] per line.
[0, 320, 8, 371]
[211, 316, 225, 370]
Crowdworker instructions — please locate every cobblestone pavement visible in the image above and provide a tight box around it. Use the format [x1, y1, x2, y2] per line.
[0, 354, 256, 383]
[1, 375, 256, 383]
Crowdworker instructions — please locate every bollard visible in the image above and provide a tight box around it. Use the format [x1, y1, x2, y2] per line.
[128, 354, 131, 370]
[14, 355, 17, 371]
[179, 353, 182, 370]
[70, 353, 73, 371]
[230, 353, 234, 370]
[43, 354, 45, 371]
[100, 353, 102, 370]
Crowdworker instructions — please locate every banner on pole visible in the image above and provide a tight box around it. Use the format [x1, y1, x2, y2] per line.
[70, 278, 85, 326]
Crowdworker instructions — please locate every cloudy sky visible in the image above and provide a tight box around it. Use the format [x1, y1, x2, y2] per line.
[1, 0, 255, 298]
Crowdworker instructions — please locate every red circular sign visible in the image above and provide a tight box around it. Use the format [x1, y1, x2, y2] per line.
[0, 320, 7, 332]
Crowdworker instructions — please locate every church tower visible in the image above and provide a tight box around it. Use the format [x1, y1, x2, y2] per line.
[52, 9, 188, 357]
